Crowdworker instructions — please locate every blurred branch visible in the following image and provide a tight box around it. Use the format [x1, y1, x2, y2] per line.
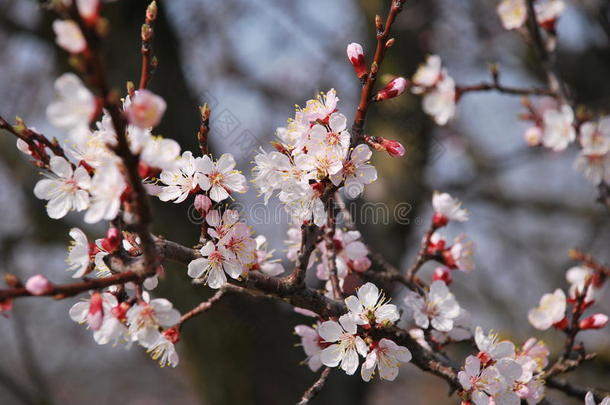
[297, 367, 331, 405]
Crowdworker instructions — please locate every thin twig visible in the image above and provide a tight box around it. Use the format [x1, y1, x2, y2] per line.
[179, 289, 224, 326]
[297, 367, 331, 405]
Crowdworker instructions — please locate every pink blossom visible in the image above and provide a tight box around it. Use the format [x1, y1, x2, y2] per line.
[126, 90, 167, 129]
[347, 43, 367, 79]
[375, 77, 408, 101]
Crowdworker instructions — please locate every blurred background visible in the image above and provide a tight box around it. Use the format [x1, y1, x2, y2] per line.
[0, 0, 608, 404]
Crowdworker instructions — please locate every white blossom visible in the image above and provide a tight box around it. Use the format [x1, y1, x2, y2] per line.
[84, 160, 125, 223]
[404, 280, 461, 332]
[126, 299, 180, 348]
[361, 338, 411, 382]
[53, 20, 86, 54]
[422, 74, 456, 126]
[527, 289, 566, 330]
[66, 227, 91, 278]
[187, 241, 244, 289]
[318, 314, 368, 375]
[295, 324, 323, 372]
[198, 153, 248, 202]
[34, 156, 91, 219]
[147, 335, 179, 368]
[330, 144, 377, 199]
[542, 105, 575, 151]
[432, 191, 469, 222]
[345, 282, 400, 327]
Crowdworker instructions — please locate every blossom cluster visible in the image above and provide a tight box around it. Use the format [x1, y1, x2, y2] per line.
[458, 328, 549, 405]
[252, 89, 378, 226]
[295, 283, 412, 381]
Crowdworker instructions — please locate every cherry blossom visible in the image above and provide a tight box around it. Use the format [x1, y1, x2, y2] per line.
[344, 282, 400, 327]
[53, 20, 86, 53]
[197, 154, 248, 202]
[125, 90, 167, 129]
[432, 191, 469, 224]
[404, 280, 461, 332]
[565, 265, 601, 303]
[302, 89, 339, 123]
[84, 160, 125, 223]
[66, 227, 92, 278]
[158, 151, 202, 203]
[295, 324, 323, 372]
[475, 327, 516, 361]
[497, 0, 527, 30]
[330, 144, 377, 199]
[126, 298, 180, 347]
[422, 74, 456, 126]
[318, 314, 368, 375]
[411, 55, 442, 93]
[70, 292, 129, 345]
[458, 355, 522, 405]
[147, 334, 179, 368]
[527, 288, 566, 330]
[360, 338, 411, 382]
[47, 73, 96, 135]
[187, 241, 244, 289]
[542, 105, 576, 151]
[34, 156, 91, 219]
[252, 235, 285, 276]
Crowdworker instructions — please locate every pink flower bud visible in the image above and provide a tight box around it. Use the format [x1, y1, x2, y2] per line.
[194, 194, 213, 216]
[101, 227, 121, 253]
[579, 313, 608, 330]
[126, 90, 167, 129]
[432, 212, 448, 228]
[87, 292, 104, 330]
[76, 0, 100, 23]
[432, 266, 453, 285]
[347, 43, 367, 79]
[378, 137, 405, 157]
[25, 275, 54, 296]
[375, 77, 408, 101]
[351, 257, 372, 272]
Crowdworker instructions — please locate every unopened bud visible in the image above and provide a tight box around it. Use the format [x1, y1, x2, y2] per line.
[194, 194, 213, 216]
[375, 77, 408, 101]
[385, 38, 395, 48]
[553, 317, 569, 330]
[25, 275, 53, 296]
[579, 314, 608, 330]
[375, 15, 383, 31]
[378, 137, 405, 157]
[432, 266, 453, 285]
[141, 24, 152, 41]
[432, 212, 448, 228]
[146, 1, 158, 22]
[346, 43, 367, 79]
[87, 292, 104, 330]
[76, 0, 100, 24]
[125, 89, 166, 129]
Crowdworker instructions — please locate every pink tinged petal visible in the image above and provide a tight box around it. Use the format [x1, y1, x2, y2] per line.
[73, 190, 90, 211]
[198, 175, 211, 192]
[496, 359, 522, 382]
[585, 392, 596, 405]
[464, 355, 481, 378]
[187, 258, 208, 279]
[360, 358, 376, 382]
[73, 166, 91, 189]
[431, 316, 454, 332]
[308, 356, 322, 372]
[207, 267, 227, 289]
[377, 354, 399, 381]
[320, 344, 342, 367]
[156, 309, 181, 327]
[195, 154, 214, 174]
[318, 321, 343, 342]
[223, 260, 244, 279]
[50, 156, 73, 178]
[472, 391, 492, 405]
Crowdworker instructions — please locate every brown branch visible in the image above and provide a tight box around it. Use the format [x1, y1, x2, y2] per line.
[456, 82, 556, 98]
[197, 103, 211, 156]
[324, 196, 342, 299]
[287, 224, 319, 287]
[546, 377, 610, 403]
[297, 367, 331, 405]
[351, 0, 406, 143]
[179, 289, 224, 326]
[139, 1, 158, 89]
[405, 222, 435, 282]
[72, 3, 158, 277]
